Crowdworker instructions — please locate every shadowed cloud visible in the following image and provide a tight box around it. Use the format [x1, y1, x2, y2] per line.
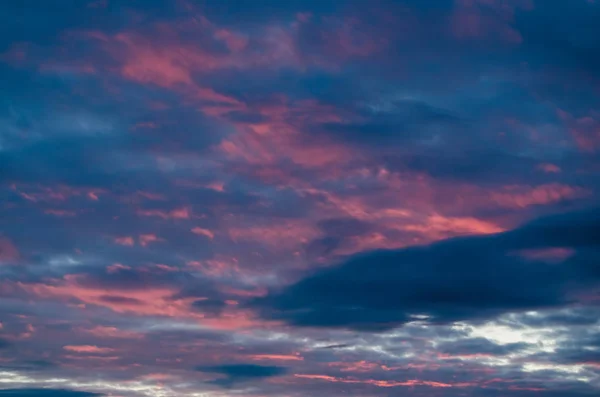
[196, 363, 287, 387]
[255, 208, 600, 330]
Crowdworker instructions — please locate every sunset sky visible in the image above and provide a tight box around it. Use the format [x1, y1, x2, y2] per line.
[1, 1, 600, 396]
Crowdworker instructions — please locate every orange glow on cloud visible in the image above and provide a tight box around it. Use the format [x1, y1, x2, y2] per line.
[250, 354, 304, 362]
[64, 345, 115, 354]
[403, 214, 504, 237]
[294, 374, 474, 388]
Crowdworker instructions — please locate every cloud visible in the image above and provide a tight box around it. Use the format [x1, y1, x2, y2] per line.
[196, 363, 287, 386]
[2, 1, 600, 396]
[318, 99, 462, 147]
[0, 390, 102, 397]
[254, 208, 600, 331]
[63, 345, 115, 354]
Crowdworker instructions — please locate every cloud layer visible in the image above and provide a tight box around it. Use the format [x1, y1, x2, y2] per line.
[1, 0, 599, 396]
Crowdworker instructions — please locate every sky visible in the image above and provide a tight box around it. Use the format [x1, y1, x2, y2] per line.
[0, 0, 600, 396]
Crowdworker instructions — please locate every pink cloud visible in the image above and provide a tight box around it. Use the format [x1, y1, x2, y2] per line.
[138, 373, 178, 381]
[402, 214, 504, 239]
[154, 264, 179, 272]
[107, 263, 131, 273]
[198, 308, 274, 330]
[64, 345, 115, 354]
[205, 181, 225, 192]
[21, 324, 35, 339]
[137, 207, 191, 220]
[7, 275, 273, 332]
[83, 326, 143, 339]
[191, 227, 215, 240]
[249, 354, 303, 362]
[490, 184, 589, 209]
[217, 97, 353, 173]
[295, 181, 505, 254]
[79, 27, 244, 115]
[139, 234, 164, 247]
[70, 9, 387, 116]
[14, 277, 193, 317]
[79, 17, 300, 100]
[113, 33, 198, 87]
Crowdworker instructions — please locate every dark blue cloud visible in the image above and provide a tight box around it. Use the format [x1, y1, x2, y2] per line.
[197, 363, 287, 377]
[196, 364, 287, 387]
[255, 208, 600, 331]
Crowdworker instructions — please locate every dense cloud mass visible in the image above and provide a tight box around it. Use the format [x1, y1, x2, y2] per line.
[255, 208, 600, 330]
[196, 364, 287, 387]
[1, 1, 599, 396]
